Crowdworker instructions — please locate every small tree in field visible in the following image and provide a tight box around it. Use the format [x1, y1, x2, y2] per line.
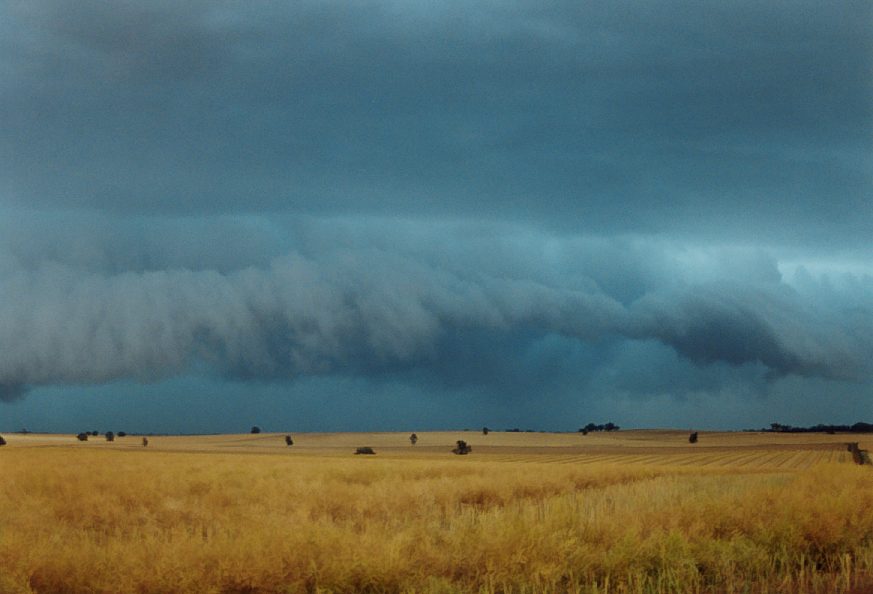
[409, 433, 418, 445]
[76, 432, 88, 441]
[452, 440, 472, 455]
[105, 431, 115, 442]
[251, 426, 261, 434]
[482, 427, 489, 435]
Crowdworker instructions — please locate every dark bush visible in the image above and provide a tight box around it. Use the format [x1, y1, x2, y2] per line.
[482, 427, 489, 435]
[285, 434, 293, 446]
[452, 440, 472, 455]
[583, 422, 621, 433]
[251, 426, 261, 434]
[117, 431, 127, 437]
[105, 431, 115, 442]
[91, 431, 99, 436]
[355, 446, 376, 455]
[76, 432, 88, 442]
[848, 442, 863, 464]
[689, 432, 698, 444]
[409, 433, 418, 445]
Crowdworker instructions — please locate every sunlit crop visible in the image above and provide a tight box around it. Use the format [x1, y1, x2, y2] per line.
[0, 433, 870, 593]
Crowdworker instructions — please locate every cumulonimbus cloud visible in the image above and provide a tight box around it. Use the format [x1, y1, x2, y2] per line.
[0, 250, 629, 399]
[1, 237, 870, 401]
[628, 282, 870, 382]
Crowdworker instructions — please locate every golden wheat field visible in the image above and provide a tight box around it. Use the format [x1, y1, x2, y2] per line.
[1, 430, 872, 594]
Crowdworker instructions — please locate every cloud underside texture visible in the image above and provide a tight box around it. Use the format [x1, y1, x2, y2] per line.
[1, 221, 870, 401]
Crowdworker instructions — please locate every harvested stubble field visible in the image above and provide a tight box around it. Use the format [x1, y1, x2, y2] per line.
[1, 430, 872, 594]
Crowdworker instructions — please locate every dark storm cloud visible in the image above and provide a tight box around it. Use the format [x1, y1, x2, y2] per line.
[0, 242, 626, 398]
[0, 382, 27, 402]
[0, 215, 870, 401]
[1, 0, 870, 245]
[630, 282, 871, 381]
[0, 2, 870, 427]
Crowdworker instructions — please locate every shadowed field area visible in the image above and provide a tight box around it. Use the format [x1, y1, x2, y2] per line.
[1, 430, 872, 593]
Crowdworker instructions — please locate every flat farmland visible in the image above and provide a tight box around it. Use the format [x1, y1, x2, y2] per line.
[4, 428, 858, 461]
[1, 430, 872, 594]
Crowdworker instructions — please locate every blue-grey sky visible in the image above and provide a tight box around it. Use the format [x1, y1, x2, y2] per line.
[1, 0, 871, 433]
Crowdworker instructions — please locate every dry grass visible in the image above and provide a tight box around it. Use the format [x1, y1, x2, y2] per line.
[1, 432, 871, 593]
[3, 428, 860, 456]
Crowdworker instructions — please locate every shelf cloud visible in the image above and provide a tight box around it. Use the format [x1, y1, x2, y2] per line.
[1, 218, 869, 404]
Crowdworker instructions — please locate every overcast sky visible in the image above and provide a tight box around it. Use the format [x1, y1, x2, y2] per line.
[1, 0, 871, 433]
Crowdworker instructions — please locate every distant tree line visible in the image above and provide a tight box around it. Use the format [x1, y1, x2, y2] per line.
[579, 422, 620, 434]
[763, 422, 873, 434]
[75, 430, 129, 441]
